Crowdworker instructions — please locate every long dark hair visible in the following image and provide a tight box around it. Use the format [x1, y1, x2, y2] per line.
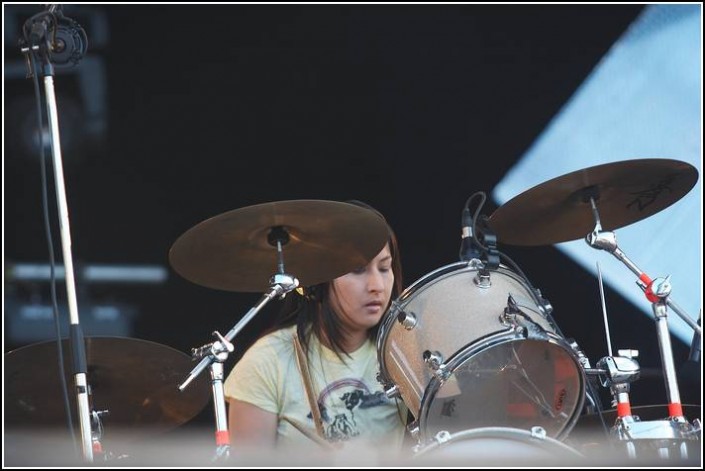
[274, 200, 402, 358]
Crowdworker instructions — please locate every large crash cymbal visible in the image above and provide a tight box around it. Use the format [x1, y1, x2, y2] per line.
[488, 159, 698, 246]
[169, 200, 390, 292]
[4, 337, 209, 432]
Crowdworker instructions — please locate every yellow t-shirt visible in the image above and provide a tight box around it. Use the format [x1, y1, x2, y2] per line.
[224, 325, 406, 452]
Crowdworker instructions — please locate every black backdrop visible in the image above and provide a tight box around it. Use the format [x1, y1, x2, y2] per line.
[4, 4, 700, 434]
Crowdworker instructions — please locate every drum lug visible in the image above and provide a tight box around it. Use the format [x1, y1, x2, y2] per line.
[376, 372, 400, 399]
[467, 258, 484, 270]
[407, 420, 420, 440]
[499, 309, 516, 328]
[534, 288, 554, 316]
[409, 422, 425, 453]
[433, 430, 452, 445]
[413, 430, 451, 453]
[383, 384, 401, 399]
[502, 294, 549, 341]
[530, 426, 547, 439]
[423, 350, 450, 380]
[396, 310, 418, 330]
[567, 338, 592, 369]
[499, 300, 521, 329]
[473, 268, 492, 288]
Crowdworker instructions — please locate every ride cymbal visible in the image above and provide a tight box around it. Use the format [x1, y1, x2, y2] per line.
[4, 337, 209, 431]
[169, 200, 390, 292]
[488, 159, 698, 246]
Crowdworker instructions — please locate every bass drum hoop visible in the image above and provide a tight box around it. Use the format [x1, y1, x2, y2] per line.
[414, 426, 585, 464]
[418, 330, 586, 442]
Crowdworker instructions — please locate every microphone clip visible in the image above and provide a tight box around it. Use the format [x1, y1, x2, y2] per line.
[459, 213, 499, 269]
[477, 216, 500, 269]
[459, 191, 499, 269]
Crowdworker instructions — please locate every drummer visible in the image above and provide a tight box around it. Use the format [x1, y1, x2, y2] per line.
[224, 201, 407, 456]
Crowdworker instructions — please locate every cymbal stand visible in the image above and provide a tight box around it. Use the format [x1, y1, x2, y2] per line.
[583, 195, 701, 459]
[89, 409, 109, 460]
[88, 408, 129, 462]
[178, 226, 299, 462]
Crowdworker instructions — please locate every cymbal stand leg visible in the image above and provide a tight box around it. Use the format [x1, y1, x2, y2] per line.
[178, 275, 298, 455]
[88, 408, 129, 462]
[178, 333, 234, 461]
[651, 298, 683, 416]
[207, 342, 232, 462]
[90, 409, 108, 460]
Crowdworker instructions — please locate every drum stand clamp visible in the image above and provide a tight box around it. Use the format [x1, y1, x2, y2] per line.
[502, 294, 550, 342]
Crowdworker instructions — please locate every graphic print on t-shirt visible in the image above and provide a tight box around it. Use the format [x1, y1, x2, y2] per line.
[307, 378, 388, 442]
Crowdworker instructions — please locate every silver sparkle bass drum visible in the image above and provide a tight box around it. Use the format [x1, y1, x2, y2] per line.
[377, 260, 585, 443]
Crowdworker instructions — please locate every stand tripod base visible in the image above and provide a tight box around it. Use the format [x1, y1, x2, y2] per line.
[612, 417, 701, 460]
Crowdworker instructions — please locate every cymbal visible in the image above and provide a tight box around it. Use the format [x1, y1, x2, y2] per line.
[488, 159, 698, 246]
[169, 200, 390, 292]
[4, 337, 209, 432]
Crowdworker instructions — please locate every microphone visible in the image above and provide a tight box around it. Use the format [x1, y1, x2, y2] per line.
[459, 207, 482, 261]
[29, 18, 52, 46]
[23, 5, 88, 68]
[28, 4, 60, 46]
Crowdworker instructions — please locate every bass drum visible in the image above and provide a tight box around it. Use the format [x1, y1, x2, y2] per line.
[412, 427, 584, 466]
[377, 261, 585, 442]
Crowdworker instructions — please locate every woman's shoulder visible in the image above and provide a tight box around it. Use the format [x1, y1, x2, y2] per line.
[232, 325, 298, 373]
[249, 324, 297, 353]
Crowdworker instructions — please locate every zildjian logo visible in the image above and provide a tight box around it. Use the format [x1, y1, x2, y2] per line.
[626, 175, 676, 211]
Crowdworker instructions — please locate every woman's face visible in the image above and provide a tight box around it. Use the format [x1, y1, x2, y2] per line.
[329, 243, 394, 336]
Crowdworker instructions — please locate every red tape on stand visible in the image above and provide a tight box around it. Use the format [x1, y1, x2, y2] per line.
[669, 403, 683, 417]
[640, 273, 660, 303]
[616, 401, 632, 417]
[215, 430, 230, 446]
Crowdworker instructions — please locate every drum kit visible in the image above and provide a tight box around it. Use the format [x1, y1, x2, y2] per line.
[4, 159, 702, 466]
[379, 158, 702, 464]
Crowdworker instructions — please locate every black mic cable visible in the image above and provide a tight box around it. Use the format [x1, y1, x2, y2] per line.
[459, 191, 486, 261]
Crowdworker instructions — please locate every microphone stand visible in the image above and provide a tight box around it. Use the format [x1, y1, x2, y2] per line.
[19, 8, 93, 462]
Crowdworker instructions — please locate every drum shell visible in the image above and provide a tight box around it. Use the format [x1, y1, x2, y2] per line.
[377, 261, 585, 440]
